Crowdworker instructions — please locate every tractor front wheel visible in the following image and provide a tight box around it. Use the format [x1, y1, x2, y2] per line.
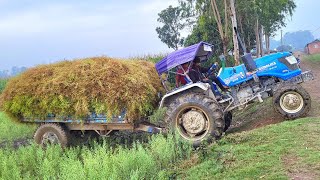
[273, 84, 311, 119]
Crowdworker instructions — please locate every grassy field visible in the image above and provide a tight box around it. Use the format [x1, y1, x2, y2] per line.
[0, 112, 36, 143]
[180, 117, 320, 179]
[303, 54, 320, 63]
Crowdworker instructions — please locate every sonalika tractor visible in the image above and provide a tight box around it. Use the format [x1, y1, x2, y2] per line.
[25, 42, 313, 147]
[155, 41, 314, 146]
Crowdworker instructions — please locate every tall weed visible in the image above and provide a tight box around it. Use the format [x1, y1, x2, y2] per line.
[0, 134, 192, 179]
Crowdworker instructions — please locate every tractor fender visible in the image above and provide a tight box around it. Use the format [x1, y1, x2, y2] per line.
[159, 82, 211, 108]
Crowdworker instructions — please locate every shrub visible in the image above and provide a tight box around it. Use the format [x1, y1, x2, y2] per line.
[0, 134, 192, 179]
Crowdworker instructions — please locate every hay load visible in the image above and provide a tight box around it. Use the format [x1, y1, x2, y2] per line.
[0, 57, 164, 122]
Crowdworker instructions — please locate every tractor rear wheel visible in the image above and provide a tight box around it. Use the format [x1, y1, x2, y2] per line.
[273, 84, 311, 119]
[165, 92, 224, 146]
[34, 123, 69, 148]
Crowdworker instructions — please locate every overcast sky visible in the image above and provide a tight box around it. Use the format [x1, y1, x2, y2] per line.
[0, 0, 319, 70]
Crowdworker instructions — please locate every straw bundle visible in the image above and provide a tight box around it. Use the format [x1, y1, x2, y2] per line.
[0, 57, 164, 122]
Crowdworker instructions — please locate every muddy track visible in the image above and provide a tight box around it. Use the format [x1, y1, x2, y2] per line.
[0, 138, 31, 149]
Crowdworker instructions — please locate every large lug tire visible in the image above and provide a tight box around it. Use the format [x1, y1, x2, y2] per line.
[273, 84, 311, 119]
[165, 93, 224, 147]
[34, 123, 69, 148]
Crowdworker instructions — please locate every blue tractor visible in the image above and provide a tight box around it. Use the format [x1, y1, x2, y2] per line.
[155, 41, 314, 146]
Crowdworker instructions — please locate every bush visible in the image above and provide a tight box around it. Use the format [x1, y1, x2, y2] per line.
[0, 134, 192, 179]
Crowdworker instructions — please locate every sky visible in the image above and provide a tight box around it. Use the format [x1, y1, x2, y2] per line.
[274, 0, 320, 40]
[0, 0, 319, 70]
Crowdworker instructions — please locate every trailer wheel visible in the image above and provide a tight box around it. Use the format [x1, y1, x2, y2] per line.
[165, 92, 224, 147]
[34, 123, 69, 148]
[273, 84, 311, 119]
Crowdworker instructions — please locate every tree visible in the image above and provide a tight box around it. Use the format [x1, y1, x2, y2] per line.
[210, 0, 230, 59]
[256, 0, 296, 55]
[156, 5, 190, 50]
[229, 0, 240, 64]
[156, 0, 297, 64]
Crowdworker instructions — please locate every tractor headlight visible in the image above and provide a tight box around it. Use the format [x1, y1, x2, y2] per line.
[285, 56, 298, 64]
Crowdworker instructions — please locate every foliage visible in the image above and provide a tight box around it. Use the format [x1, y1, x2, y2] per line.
[0, 133, 192, 179]
[156, 5, 192, 50]
[157, 0, 296, 61]
[256, 0, 296, 36]
[0, 57, 164, 122]
[149, 107, 167, 125]
[179, 118, 320, 179]
[0, 112, 36, 143]
[0, 79, 8, 94]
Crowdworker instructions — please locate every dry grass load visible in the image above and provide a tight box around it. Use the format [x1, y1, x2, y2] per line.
[0, 57, 164, 122]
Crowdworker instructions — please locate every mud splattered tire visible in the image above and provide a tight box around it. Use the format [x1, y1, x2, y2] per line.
[273, 84, 311, 119]
[34, 123, 69, 148]
[165, 93, 224, 146]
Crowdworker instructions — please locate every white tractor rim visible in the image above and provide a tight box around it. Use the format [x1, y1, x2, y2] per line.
[176, 106, 210, 141]
[279, 91, 304, 114]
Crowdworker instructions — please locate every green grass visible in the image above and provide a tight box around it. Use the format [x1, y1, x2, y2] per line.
[0, 133, 192, 179]
[304, 54, 320, 63]
[179, 118, 320, 179]
[0, 112, 36, 143]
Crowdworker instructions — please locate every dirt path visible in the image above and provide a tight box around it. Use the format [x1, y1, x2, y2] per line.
[282, 155, 319, 180]
[228, 56, 320, 133]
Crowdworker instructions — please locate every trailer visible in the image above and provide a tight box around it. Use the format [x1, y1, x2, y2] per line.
[27, 113, 162, 147]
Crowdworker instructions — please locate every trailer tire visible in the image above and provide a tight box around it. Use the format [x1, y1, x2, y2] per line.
[273, 84, 311, 119]
[34, 123, 69, 148]
[165, 92, 224, 147]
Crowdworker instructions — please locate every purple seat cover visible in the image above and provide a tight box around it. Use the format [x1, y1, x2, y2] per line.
[155, 41, 214, 75]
